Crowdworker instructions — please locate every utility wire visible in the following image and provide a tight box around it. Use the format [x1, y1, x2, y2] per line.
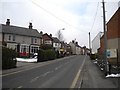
[29, 0, 88, 33]
[90, 2, 99, 33]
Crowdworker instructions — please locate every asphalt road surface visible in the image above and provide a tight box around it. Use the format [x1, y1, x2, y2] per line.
[2, 55, 117, 89]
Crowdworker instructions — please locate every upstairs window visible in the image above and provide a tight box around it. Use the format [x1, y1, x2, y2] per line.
[35, 38, 37, 44]
[8, 35, 11, 41]
[45, 40, 52, 44]
[31, 38, 38, 44]
[8, 35, 16, 41]
[13, 35, 15, 41]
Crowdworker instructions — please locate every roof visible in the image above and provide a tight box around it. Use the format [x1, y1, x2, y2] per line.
[52, 37, 60, 43]
[1, 24, 42, 38]
[42, 33, 53, 40]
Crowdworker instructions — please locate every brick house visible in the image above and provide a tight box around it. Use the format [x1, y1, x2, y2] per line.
[1, 19, 42, 57]
[99, 6, 120, 65]
[41, 33, 53, 46]
[107, 7, 120, 65]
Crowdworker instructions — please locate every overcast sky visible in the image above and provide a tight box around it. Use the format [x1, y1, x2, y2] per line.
[0, 0, 119, 48]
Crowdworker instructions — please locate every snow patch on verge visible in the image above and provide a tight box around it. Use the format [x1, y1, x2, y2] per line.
[106, 74, 120, 78]
[16, 58, 37, 62]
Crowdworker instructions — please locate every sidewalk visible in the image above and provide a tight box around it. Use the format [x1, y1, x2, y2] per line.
[80, 56, 119, 88]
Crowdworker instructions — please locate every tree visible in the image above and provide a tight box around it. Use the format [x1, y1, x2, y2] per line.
[56, 28, 65, 41]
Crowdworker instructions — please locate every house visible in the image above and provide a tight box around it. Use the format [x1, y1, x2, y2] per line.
[1, 19, 42, 57]
[66, 44, 72, 55]
[106, 6, 120, 65]
[75, 42, 81, 55]
[92, 32, 104, 54]
[41, 33, 53, 46]
[69, 40, 76, 54]
[99, 5, 120, 65]
[69, 40, 81, 55]
[52, 37, 61, 51]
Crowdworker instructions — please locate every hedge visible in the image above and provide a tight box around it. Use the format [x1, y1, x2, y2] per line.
[90, 54, 97, 60]
[38, 49, 56, 62]
[2, 46, 17, 69]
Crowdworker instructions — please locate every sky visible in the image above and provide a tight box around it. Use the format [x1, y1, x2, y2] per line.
[0, 0, 119, 48]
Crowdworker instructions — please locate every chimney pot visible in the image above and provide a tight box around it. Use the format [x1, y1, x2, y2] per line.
[6, 19, 10, 25]
[72, 40, 74, 43]
[29, 22, 33, 29]
[50, 34, 52, 37]
[76, 42, 78, 45]
[40, 31, 43, 35]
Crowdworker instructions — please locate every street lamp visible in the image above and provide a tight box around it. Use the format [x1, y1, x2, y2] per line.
[57, 28, 65, 53]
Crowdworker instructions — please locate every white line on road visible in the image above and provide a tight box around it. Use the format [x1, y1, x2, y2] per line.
[17, 86, 23, 88]
[30, 76, 40, 83]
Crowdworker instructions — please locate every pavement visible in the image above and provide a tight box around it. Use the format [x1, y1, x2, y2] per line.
[79, 56, 119, 88]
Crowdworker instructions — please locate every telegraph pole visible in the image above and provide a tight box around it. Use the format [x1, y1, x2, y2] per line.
[102, 0, 108, 76]
[89, 32, 91, 54]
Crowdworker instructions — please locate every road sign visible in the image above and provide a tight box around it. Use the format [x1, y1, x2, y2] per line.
[107, 49, 117, 58]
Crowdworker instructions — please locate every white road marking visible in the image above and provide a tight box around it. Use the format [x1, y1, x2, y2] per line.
[17, 86, 23, 88]
[30, 76, 39, 83]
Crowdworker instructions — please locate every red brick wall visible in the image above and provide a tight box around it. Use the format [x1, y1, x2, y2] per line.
[42, 34, 53, 45]
[107, 8, 120, 39]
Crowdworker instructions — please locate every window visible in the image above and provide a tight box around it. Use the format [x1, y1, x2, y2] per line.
[45, 40, 52, 44]
[13, 35, 15, 41]
[55, 43, 58, 46]
[31, 38, 38, 44]
[30, 46, 39, 53]
[31, 38, 33, 44]
[8, 35, 15, 41]
[8, 35, 11, 41]
[35, 38, 37, 44]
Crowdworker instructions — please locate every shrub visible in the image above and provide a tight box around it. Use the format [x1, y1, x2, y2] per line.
[90, 54, 97, 60]
[40, 45, 53, 50]
[38, 49, 56, 62]
[2, 46, 17, 69]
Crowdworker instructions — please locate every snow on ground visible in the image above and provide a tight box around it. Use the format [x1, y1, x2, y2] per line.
[93, 61, 97, 64]
[106, 74, 120, 78]
[16, 57, 37, 62]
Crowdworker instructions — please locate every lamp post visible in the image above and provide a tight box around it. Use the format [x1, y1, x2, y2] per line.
[57, 28, 65, 54]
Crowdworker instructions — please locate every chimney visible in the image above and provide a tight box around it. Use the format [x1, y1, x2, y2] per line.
[6, 19, 10, 26]
[50, 34, 52, 37]
[76, 42, 78, 45]
[72, 40, 74, 43]
[29, 23, 33, 29]
[40, 31, 43, 35]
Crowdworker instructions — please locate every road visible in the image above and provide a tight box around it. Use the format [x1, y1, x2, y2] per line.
[2, 55, 86, 88]
[2, 55, 117, 89]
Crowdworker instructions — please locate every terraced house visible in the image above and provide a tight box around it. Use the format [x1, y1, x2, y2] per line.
[1, 19, 42, 57]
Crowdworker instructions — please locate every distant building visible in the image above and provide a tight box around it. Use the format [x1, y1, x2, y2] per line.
[1, 19, 41, 57]
[92, 32, 104, 54]
[69, 40, 76, 54]
[69, 40, 81, 55]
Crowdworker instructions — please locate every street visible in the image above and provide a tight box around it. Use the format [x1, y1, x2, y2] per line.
[2, 55, 117, 89]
